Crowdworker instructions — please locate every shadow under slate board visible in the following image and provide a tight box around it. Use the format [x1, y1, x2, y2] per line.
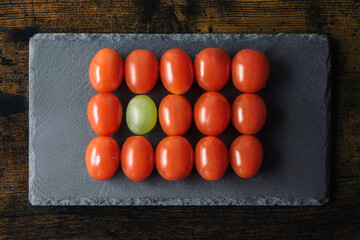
[29, 33, 330, 206]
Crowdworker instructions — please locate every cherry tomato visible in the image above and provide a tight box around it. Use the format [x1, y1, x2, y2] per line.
[87, 93, 122, 136]
[89, 48, 123, 92]
[126, 95, 157, 135]
[231, 94, 267, 134]
[230, 135, 263, 178]
[194, 48, 231, 91]
[124, 49, 159, 94]
[160, 48, 194, 94]
[158, 94, 192, 136]
[195, 136, 229, 181]
[85, 136, 120, 180]
[121, 136, 154, 181]
[155, 136, 194, 181]
[194, 92, 230, 136]
[231, 49, 270, 93]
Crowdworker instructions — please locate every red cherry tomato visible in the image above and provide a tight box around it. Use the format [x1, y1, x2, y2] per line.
[160, 48, 194, 94]
[124, 49, 159, 94]
[194, 92, 230, 136]
[194, 48, 231, 91]
[231, 94, 267, 134]
[231, 49, 270, 93]
[155, 136, 194, 181]
[87, 93, 123, 136]
[158, 94, 192, 136]
[195, 136, 229, 181]
[229, 135, 263, 178]
[121, 136, 154, 181]
[85, 136, 120, 180]
[89, 48, 123, 92]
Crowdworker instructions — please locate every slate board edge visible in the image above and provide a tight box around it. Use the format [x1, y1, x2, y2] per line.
[29, 32, 329, 42]
[28, 33, 330, 206]
[324, 36, 332, 206]
[28, 35, 36, 206]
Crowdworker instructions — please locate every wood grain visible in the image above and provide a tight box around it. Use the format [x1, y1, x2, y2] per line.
[0, 0, 359, 239]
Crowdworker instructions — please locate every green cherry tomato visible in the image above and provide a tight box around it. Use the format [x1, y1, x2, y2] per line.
[126, 95, 157, 135]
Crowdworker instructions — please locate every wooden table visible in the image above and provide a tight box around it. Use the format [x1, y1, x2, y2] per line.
[0, 1, 359, 238]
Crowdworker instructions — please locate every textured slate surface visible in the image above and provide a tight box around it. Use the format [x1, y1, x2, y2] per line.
[29, 33, 330, 206]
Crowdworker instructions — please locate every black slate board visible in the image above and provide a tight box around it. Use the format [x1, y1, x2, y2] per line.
[29, 33, 330, 206]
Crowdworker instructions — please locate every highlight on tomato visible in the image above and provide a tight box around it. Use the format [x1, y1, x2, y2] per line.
[121, 136, 154, 181]
[85, 136, 120, 181]
[194, 91, 230, 136]
[155, 136, 194, 181]
[229, 135, 263, 178]
[194, 48, 230, 91]
[89, 48, 123, 92]
[87, 93, 122, 136]
[158, 94, 192, 136]
[195, 136, 229, 181]
[231, 49, 270, 93]
[231, 93, 267, 134]
[125, 49, 159, 94]
[160, 48, 194, 94]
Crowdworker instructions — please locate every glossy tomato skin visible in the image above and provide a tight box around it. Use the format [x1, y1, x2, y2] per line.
[231, 94, 267, 134]
[230, 135, 263, 178]
[89, 48, 123, 92]
[194, 92, 230, 136]
[85, 136, 120, 180]
[121, 136, 154, 181]
[231, 49, 270, 93]
[125, 49, 159, 94]
[194, 48, 231, 91]
[195, 136, 229, 181]
[160, 48, 194, 94]
[159, 94, 192, 136]
[87, 93, 123, 136]
[155, 136, 194, 181]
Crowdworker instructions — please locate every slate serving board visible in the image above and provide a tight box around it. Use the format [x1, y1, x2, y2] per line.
[29, 33, 330, 206]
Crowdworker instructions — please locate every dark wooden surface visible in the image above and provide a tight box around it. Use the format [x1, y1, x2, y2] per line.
[0, 0, 359, 239]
